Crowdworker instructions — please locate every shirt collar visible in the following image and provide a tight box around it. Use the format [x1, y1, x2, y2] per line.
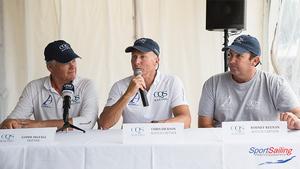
[152, 70, 161, 87]
[43, 76, 79, 93]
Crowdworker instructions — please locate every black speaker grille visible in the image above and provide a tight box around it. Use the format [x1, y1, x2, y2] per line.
[206, 0, 246, 31]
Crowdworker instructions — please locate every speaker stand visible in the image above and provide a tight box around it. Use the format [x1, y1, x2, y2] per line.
[56, 121, 86, 133]
[223, 29, 229, 72]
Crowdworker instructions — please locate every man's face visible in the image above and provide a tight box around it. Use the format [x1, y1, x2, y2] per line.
[131, 50, 159, 76]
[228, 49, 259, 80]
[48, 59, 77, 83]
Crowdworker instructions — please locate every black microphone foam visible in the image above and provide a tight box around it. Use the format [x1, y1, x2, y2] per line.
[134, 69, 149, 107]
[62, 83, 74, 122]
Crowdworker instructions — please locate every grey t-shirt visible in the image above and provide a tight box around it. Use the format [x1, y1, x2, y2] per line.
[198, 70, 300, 127]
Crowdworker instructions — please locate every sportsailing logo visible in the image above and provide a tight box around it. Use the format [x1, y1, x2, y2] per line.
[258, 156, 296, 166]
[249, 146, 293, 156]
[249, 146, 296, 166]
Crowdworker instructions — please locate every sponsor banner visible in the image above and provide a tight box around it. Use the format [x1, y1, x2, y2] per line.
[223, 141, 300, 169]
[122, 123, 184, 144]
[0, 127, 56, 144]
[222, 121, 287, 140]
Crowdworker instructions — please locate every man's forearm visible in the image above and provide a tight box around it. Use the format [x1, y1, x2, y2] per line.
[163, 115, 191, 128]
[99, 94, 131, 129]
[22, 119, 72, 128]
[198, 116, 214, 128]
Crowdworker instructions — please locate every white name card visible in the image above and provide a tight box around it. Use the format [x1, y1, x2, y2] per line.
[222, 121, 287, 140]
[122, 123, 184, 144]
[0, 127, 56, 144]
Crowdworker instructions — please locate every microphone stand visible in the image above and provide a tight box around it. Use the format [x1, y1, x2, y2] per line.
[223, 29, 229, 72]
[56, 97, 86, 133]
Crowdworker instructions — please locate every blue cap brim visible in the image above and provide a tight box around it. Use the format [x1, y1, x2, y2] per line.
[56, 51, 81, 63]
[125, 46, 152, 53]
[222, 45, 249, 54]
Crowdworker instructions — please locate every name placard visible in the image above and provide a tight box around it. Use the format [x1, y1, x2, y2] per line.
[0, 127, 56, 144]
[122, 123, 184, 144]
[222, 121, 287, 140]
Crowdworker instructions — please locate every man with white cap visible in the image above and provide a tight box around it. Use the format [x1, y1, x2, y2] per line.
[98, 38, 191, 129]
[198, 35, 300, 129]
[0, 40, 99, 129]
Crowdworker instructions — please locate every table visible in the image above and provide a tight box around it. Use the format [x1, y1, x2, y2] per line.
[1, 128, 300, 169]
[0, 128, 223, 169]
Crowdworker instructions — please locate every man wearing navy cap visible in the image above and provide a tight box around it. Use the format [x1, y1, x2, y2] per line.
[198, 35, 300, 129]
[98, 38, 191, 129]
[0, 40, 99, 129]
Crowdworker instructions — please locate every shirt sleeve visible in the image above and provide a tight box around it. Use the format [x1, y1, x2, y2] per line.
[105, 82, 122, 107]
[7, 82, 34, 119]
[72, 80, 99, 129]
[198, 78, 215, 117]
[272, 77, 300, 111]
[170, 76, 188, 108]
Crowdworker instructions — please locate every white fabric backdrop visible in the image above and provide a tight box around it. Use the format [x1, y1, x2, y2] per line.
[0, 0, 265, 128]
[0, 0, 5, 121]
[271, 0, 300, 99]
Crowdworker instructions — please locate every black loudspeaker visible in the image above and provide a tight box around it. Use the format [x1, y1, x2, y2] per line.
[206, 0, 246, 31]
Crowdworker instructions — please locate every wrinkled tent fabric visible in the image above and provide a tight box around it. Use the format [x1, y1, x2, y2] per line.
[0, 0, 265, 127]
[272, 0, 300, 99]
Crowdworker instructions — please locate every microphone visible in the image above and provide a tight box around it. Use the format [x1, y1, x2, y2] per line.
[134, 69, 149, 107]
[56, 82, 85, 133]
[62, 83, 74, 123]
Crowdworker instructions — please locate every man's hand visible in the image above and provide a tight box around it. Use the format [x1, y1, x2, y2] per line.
[280, 112, 300, 130]
[19, 119, 43, 128]
[0, 119, 22, 129]
[124, 75, 146, 97]
[0, 119, 43, 129]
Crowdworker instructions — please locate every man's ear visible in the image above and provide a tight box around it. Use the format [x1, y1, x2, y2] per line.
[252, 56, 260, 66]
[156, 56, 160, 64]
[47, 63, 54, 72]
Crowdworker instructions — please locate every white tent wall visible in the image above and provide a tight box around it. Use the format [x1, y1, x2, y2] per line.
[0, 0, 266, 128]
[0, 0, 5, 121]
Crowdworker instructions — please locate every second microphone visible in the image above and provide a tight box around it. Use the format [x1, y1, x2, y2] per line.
[134, 68, 149, 107]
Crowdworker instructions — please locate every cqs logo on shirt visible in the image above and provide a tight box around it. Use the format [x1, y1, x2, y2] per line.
[128, 93, 140, 106]
[71, 95, 81, 104]
[245, 100, 259, 110]
[153, 91, 168, 102]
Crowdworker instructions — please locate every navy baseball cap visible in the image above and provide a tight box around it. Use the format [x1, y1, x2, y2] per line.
[222, 35, 261, 56]
[125, 38, 160, 56]
[44, 40, 81, 63]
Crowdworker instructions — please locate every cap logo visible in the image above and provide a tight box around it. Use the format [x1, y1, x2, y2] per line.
[59, 44, 71, 52]
[138, 38, 147, 43]
[235, 37, 244, 44]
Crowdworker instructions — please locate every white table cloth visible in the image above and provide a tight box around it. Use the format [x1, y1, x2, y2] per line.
[0, 128, 223, 169]
[1, 128, 300, 169]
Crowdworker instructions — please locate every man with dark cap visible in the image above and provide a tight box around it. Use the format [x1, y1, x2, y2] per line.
[98, 38, 191, 129]
[0, 40, 98, 129]
[198, 34, 300, 129]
